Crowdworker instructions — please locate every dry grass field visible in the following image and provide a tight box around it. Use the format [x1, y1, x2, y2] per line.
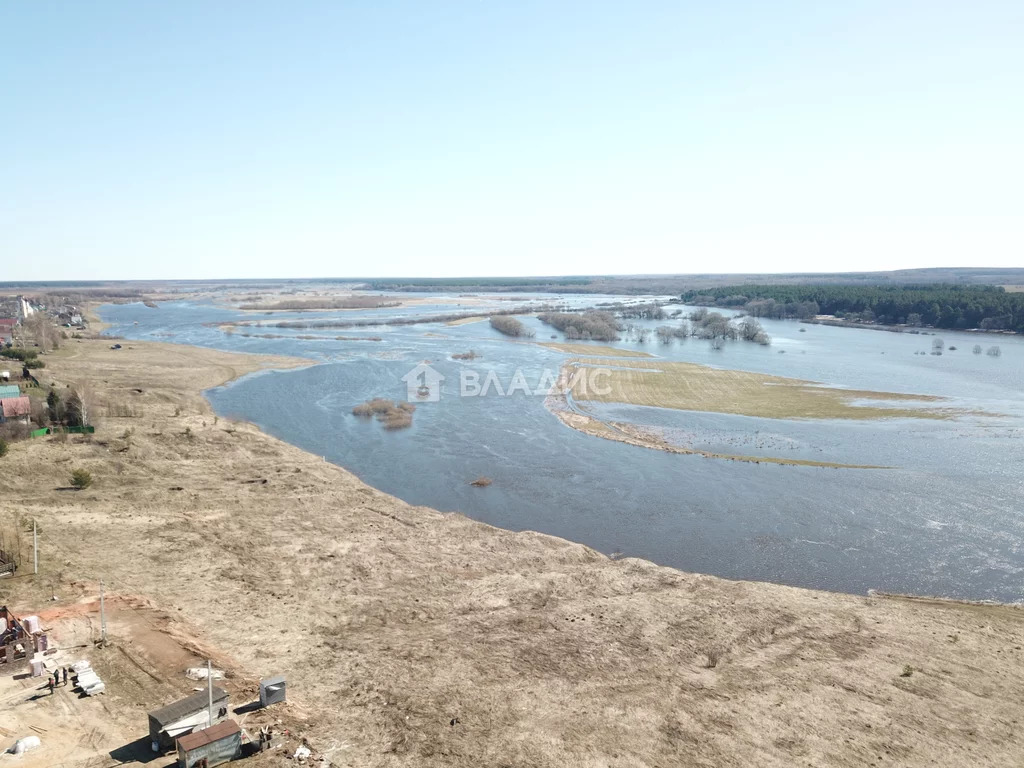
[540, 343, 653, 358]
[2, 338, 1023, 766]
[566, 357, 955, 420]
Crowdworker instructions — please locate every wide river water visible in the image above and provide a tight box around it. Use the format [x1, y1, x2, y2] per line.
[99, 296, 1024, 602]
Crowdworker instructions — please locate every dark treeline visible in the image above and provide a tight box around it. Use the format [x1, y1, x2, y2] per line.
[681, 285, 1024, 333]
[365, 268, 1024, 296]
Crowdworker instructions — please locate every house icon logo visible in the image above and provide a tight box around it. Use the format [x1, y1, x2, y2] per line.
[401, 362, 444, 402]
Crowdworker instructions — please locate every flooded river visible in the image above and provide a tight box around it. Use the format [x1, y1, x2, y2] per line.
[99, 296, 1024, 601]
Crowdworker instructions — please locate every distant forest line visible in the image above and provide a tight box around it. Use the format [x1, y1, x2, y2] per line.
[364, 269, 1024, 296]
[5, 268, 1024, 298]
[680, 285, 1024, 333]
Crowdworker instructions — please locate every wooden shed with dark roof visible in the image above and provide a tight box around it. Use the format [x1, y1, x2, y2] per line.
[148, 686, 229, 750]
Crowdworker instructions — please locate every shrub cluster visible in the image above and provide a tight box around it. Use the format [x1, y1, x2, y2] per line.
[352, 398, 416, 429]
[0, 347, 45, 369]
[537, 311, 621, 341]
[489, 316, 533, 338]
[653, 312, 771, 346]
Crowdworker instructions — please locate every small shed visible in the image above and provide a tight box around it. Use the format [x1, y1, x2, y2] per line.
[0, 384, 18, 398]
[148, 686, 229, 750]
[176, 719, 242, 768]
[259, 675, 286, 707]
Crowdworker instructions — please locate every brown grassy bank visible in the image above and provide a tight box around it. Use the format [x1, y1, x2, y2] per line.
[564, 357, 962, 421]
[544, 395, 890, 469]
[1, 339, 1023, 766]
[539, 342, 654, 358]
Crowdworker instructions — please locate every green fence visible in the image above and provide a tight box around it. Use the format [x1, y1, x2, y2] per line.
[30, 425, 95, 437]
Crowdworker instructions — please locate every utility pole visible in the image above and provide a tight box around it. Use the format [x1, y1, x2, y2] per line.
[99, 580, 107, 644]
[33, 520, 37, 575]
[207, 660, 214, 727]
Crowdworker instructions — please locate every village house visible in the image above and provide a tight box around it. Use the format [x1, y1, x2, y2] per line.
[0, 396, 31, 424]
[0, 317, 16, 343]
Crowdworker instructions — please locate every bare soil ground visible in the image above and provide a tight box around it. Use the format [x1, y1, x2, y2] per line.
[0, 591, 307, 767]
[3, 338, 1024, 767]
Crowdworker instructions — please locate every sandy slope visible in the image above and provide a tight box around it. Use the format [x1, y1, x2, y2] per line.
[2, 338, 1023, 767]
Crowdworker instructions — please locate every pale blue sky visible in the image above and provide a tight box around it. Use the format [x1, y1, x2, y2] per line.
[2, 1, 1021, 280]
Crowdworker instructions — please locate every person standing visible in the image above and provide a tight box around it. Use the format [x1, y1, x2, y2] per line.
[47, 676, 54, 695]
[63, 667, 69, 686]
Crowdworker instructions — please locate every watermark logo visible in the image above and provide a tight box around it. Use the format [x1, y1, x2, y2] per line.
[401, 362, 445, 402]
[401, 362, 612, 401]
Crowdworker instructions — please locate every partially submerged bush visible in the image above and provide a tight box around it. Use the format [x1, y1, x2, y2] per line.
[352, 398, 395, 417]
[381, 410, 413, 429]
[451, 350, 480, 360]
[352, 399, 416, 429]
[537, 311, 620, 341]
[489, 316, 533, 337]
[469, 476, 492, 487]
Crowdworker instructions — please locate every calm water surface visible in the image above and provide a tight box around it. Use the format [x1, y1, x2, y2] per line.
[99, 298, 1024, 601]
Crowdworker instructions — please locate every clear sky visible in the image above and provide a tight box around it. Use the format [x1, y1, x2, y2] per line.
[2, 1, 1021, 280]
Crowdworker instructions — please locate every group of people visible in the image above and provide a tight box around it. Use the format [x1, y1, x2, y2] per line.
[45, 667, 71, 694]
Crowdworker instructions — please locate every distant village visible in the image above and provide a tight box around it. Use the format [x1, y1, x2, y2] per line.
[0, 294, 88, 433]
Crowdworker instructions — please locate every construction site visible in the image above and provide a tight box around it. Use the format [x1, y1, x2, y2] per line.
[0, 594, 298, 767]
